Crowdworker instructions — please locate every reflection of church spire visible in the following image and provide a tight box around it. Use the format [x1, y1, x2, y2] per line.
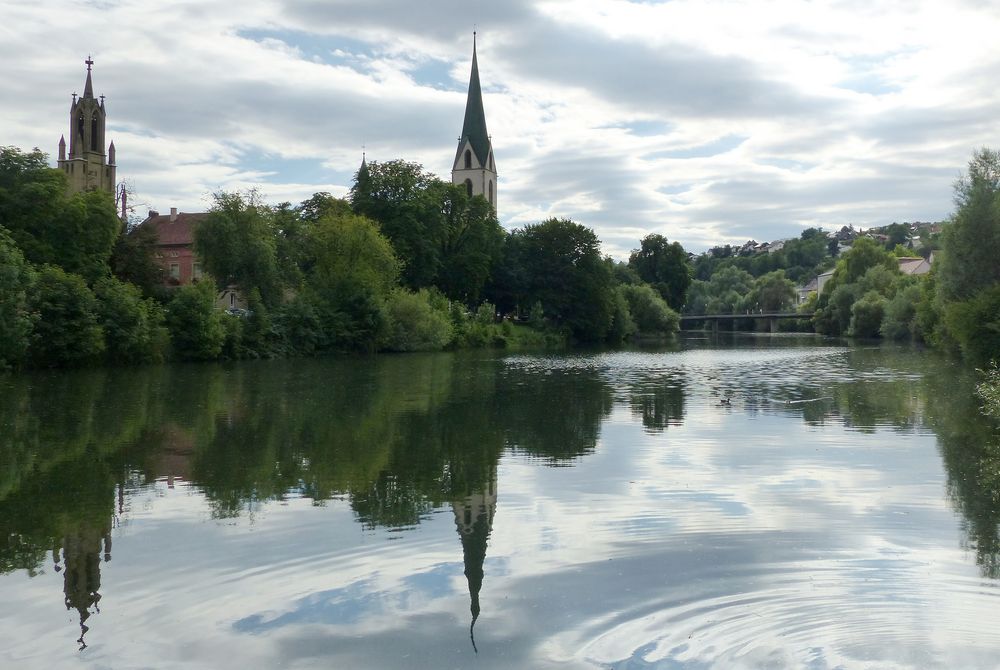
[451, 468, 497, 653]
[53, 524, 112, 650]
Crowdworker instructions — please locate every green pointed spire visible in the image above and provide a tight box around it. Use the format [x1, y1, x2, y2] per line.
[457, 34, 492, 167]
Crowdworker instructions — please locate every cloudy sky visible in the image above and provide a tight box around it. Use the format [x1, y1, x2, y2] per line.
[4, 0, 1000, 256]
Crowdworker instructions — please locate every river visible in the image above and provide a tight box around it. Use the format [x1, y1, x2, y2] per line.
[1, 335, 998, 669]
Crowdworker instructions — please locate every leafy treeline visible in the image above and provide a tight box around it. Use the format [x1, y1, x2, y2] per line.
[0, 149, 683, 370]
[683, 148, 1000, 366]
[810, 148, 1000, 364]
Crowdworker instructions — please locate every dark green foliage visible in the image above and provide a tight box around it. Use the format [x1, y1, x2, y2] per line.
[849, 291, 887, 338]
[93, 276, 168, 364]
[881, 283, 923, 341]
[194, 191, 283, 308]
[110, 222, 165, 298]
[350, 160, 503, 302]
[27, 265, 105, 367]
[0, 147, 120, 284]
[166, 281, 225, 360]
[937, 148, 1000, 302]
[944, 285, 1000, 364]
[0, 228, 35, 369]
[607, 287, 636, 343]
[513, 218, 615, 342]
[380, 289, 453, 352]
[628, 234, 692, 310]
[304, 208, 398, 351]
[621, 284, 679, 335]
[273, 296, 323, 356]
[745, 270, 797, 312]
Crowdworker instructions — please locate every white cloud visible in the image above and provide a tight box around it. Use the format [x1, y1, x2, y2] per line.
[4, 0, 999, 255]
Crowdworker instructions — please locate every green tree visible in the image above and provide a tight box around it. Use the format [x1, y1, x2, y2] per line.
[380, 289, 453, 352]
[27, 265, 105, 367]
[166, 281, 225, 360]
[305, 209, 399, 351]
[0, 147, 120, 284]
[434, 183, 505, 304]
[0, 227, 35, 369]
[745, 270, 797, 312]
[93, 276, 168, 364]
[109, 221, 165, 298]
[938, 148, 1000, 302]
[350, 160, 443, 289]
[849, 291, 887, 338]
[627, 234, 692, 310]
[514, 218, 615, 342]
[194, 190, 283, 308]
[621, 283, 679, 335]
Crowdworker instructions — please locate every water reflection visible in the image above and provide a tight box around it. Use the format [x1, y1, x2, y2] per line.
[2, 340, 1000, 666]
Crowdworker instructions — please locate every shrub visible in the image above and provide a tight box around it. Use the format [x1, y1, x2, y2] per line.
[27, 265, 105, 367]
[881, 283, 923, 341]
[166, 281, 225, 360]
[944, 284, 1000, 364]
[849, 291, 887, 338]
[380, 289, 453, 352]
[94, 276, 168, 364]
[622, 284, 680, 335]
[0, 228, 35, 369]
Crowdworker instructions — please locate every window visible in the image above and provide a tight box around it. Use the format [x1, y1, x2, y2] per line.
[169, 250, 179, 258]
[464, 179, 473, 198]
[169, 263, 180, 280]
[230, 293, 236, 308]
[91, 116, 99, 151]
[488, 180, 493, 205]
[464, 149, 472, 169]
[193, 262, 203, 280]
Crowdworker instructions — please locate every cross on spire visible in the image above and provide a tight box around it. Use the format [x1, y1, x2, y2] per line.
[85, 56, 93, 72]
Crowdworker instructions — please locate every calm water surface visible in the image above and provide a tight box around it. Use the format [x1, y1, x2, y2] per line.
[2, 335, 1000, 669]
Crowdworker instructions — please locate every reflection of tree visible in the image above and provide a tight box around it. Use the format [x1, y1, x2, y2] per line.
[627, 372, 686, 432]
[501, 367, 613, 462]
[925, 367, 1000, 578]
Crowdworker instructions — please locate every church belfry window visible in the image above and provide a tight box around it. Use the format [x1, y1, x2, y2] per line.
[464, 179, 473, 198]
[91, 116, 99, 151]
[488, 180, 493, 205]
[464, 149, 472, 169]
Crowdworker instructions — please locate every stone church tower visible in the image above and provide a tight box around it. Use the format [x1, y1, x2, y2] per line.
[452, 35, 497, 210]
[58, 58, 116, 195]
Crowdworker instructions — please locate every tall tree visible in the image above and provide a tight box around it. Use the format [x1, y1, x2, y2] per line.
[194, 190, 283, 307]
[0, 147, 119, 284]
[349, 160, 443, 289]
[514, 218, 614, 342]
[937, 148, 1000, 302]
[627, 234, 692, 310]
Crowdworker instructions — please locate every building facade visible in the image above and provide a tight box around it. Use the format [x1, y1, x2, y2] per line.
[58, 58, 116, 195]
[452, 35, 497, 210]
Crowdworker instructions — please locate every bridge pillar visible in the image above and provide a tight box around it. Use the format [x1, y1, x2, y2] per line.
[770, 317, 778, 333]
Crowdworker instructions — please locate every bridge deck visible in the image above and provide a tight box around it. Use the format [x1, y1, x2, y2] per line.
[680, 312, 813, 322]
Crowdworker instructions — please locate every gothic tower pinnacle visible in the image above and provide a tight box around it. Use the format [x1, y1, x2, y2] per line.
[452, 33, 497, 210]
[58, 57, 116, 195]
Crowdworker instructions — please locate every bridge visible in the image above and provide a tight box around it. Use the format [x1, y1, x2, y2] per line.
[680, 311, 814, 333]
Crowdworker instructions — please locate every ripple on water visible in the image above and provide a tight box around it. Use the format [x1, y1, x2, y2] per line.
[550, 553, 1000, 670]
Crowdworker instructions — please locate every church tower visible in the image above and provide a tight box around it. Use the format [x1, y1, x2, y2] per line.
[58, 58, 116, 195]
[452, 34, 497, 210]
